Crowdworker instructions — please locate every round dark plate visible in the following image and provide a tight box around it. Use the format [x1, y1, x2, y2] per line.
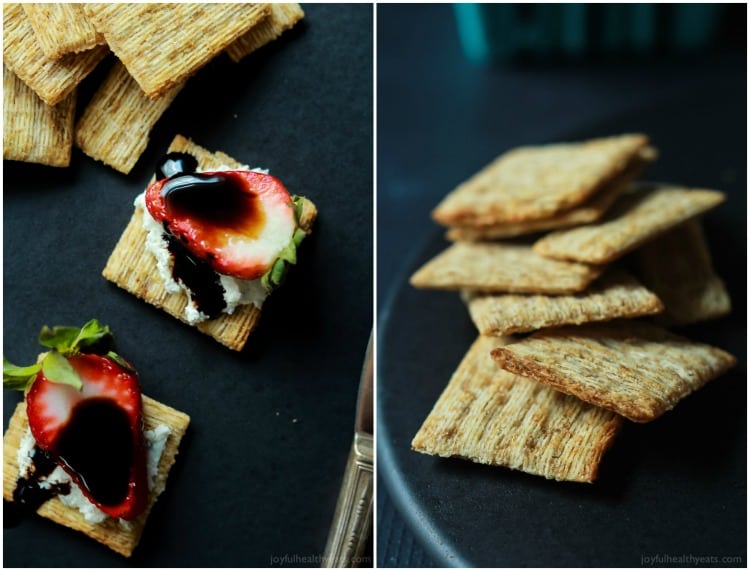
[378, 232, 746, 567]
[3, 5, 372, 567]
[377, 135, 747, 566]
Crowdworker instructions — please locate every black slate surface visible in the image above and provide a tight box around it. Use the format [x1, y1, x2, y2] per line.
[3, 5, 373, 567]
[377, 4, 746, 568]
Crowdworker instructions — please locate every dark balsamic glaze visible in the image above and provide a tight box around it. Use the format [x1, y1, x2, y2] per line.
[161, 172, 265, 236]
[153, 152, 266, 318]
[164, 231, 226, 318]
[54, 398, 133, 506]
[155, 152, 198, 181]
[6, 445, 70, 527]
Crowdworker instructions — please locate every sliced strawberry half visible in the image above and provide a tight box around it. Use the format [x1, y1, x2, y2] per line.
[3, 320, 148, 521]
[145, 170, 297, 280]
[25, 354, 148, 520]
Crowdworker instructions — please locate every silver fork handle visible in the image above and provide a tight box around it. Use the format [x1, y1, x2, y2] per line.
[322, 432, 373, 567]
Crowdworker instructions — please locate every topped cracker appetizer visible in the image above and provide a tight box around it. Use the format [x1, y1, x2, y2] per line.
[3, 319, 190, 557]
[104, 135, 317, 350]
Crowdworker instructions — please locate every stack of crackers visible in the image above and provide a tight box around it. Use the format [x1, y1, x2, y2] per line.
[3, 3, 304, 172]
[410, 134, 735, 483]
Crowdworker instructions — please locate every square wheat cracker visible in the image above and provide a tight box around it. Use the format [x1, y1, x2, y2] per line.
[491, 321, 736, 423]
[412, 335, 622, 483]
[636, 220, 731, 325]
[432, 133, 650, 226]
[3, 65, 75, 167]
[83, 3, 271, 99]
[3, 397, 190, 557]
[102, 135, 317, 351]
[446, 146, 656, 241]
[532, 185, 726, 264]
[3, 3, 107, 106]
[465, 270, 663, 337]
[226, 3, 304, 62]
[410, 242, 603, 294]
[22, 3, 105, 59]
[75, 61, 184, 174]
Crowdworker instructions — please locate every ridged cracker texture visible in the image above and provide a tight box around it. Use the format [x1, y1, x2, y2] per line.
[75, 61, 184, 173]
[83, 3, 271, 99]
[432, 134, 650, 226]
[22, 3, 105, 59]
[411, 335, 622, 483]
[533, 185, 726, 264]
[3, 65, 75, 167]
[445, 147, 656, 241]
[410, 242, 603, 294]
[466, 270, 663, 336]
[637, 219, 731, 325]
[3, 3, 108, 106]
[226, 3, 304, 62]
[3, 396, 190, 557]
[102, 135, 317, 351]
[491, 321, 736, 423]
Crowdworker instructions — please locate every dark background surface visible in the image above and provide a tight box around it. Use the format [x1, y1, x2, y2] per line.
[377, 4, 746, 568]
[4, 5, 372, 567]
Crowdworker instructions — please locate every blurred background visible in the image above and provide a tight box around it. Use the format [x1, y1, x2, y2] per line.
[377, 3, 746, 567]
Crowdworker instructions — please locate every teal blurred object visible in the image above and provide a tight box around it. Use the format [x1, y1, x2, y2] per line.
[454, 3, 722, 63]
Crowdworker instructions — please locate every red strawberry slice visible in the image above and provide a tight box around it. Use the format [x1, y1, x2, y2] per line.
[145, 170, 297, 280]
[25, 354, 148, 520]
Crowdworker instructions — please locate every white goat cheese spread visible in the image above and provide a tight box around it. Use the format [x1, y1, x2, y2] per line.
[17, 424, 172, 526]
[134, 164, 272, 324]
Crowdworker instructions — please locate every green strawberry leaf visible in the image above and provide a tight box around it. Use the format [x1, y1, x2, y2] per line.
[38, 319, 113, 356]
[6, 319, 114, 393]
[38, 325, 79, 352]
[74, 319, 114, 354]
[278, 241, 297, 265]
[106, 351, 135, 373]
[3, 358, 41, 392]
[291, 195, 304, 221]
[293, 228, 307, 247]
[41, 351, 83, 391]
[270, 258, 287, 284]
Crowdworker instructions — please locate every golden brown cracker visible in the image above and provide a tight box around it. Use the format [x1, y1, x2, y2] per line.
[84, 3, 271, 99]
[432, 134, 650, 226]
[445, 147, 655, 241]
[22, 3, 104, 59]
[532, 185, 726, 264]
[410, 242, 603, 294]
[465, 270, 663, 336]
[102, 135, 317, 351]
[3, 396, 190, 557]
[226, 3, 304, 62]
[75, 61, 184, 174]
[3, 3, 107, 106]
[3, 65, 75, 167]
[411, 335, 622, 483]
[491, 321, 736, 423]
[637, 220, 731, 325]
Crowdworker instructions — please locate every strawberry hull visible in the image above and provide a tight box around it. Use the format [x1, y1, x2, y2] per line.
[145, 170, 297, 280]
[26, 354, 148, 520]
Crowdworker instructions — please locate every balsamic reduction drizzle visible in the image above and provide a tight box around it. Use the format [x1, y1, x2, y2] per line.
[164, 230, 227, 318]
[54, 398, 133, 506]
[155, 152, 198, 181]
[7, 446, 70, 527]
[161, 171, 265, 235]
